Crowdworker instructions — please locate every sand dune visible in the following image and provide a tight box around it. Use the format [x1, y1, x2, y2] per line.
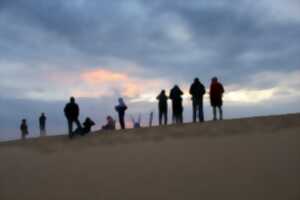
[1, 113, 300, 200]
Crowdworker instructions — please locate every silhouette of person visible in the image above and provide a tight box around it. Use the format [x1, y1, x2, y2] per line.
[156, 90, 168, 125]
[115, 98, 127, 129]
[189, 78, 206, 122]
[39, 113, 47, 136]
[20, 119, 28, 140]
[169, 85, 184, 124]
[102, 116, 116, 130]
[64, 97, 81, 138]
[149, 111, 154, 127]
[82, 117, 95, 135]
[210, 77, 225, 120]
[131, 114, 141, 128]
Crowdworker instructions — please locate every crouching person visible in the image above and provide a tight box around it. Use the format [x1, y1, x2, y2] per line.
[74, 117, 95, 136]
[82, 117, 95, 135]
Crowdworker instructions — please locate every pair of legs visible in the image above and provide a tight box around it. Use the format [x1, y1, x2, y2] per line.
[21, 133, 26, 140]
[159, 109, 168, 125]
[68, 118, 81, 138]
[119, 114, 125, 129]
[172, 102, 183, 124]
[192, 101, 204, 122]
[212, 106, 223, 120]
[40, 125, 46, 136]
[173, 112, 183, 124]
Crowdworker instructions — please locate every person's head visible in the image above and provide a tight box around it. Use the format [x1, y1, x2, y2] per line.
[212, 77, 218, 83]
[194, 78, 200, 83]
[41, 112, 45, 116]
[22, 119, 26, 123]
[70, 97, 75, 103]
[161, 90, 166, 95]
[118, 97, 125, 105]
[107, 116, 113, 122]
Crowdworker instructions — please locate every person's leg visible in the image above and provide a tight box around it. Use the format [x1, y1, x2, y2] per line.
[41, 125, 46, 136]
[159, 110, 162, 125]
[120, 114, 125, 129]
[219, 106, 223, 120]
[180, 112, 183, 123]
[75, 118, 81, 129]
[199, 102, 204, 122]
[213, 106, 217, 121]
[39, 126, 43, 136]
[192, 101, 197, 123]
[68, 120, 73, 138]
[164, 110, 168, 125]
[43, 125, 47, 136]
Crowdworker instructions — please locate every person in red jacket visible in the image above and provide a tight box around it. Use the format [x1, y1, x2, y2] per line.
[209, 77, 225, 120]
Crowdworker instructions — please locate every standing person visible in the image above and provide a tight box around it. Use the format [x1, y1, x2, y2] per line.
[39, 113, 47, 136]
[169, 85, 184, 124]
[209, 77, 225, 120]
[64, 97, 81, 138]
[189, 78, 206, 122]
[20, 119, 29, 140]
[156, 90, 168, 125]
[115, 98, 127, 130]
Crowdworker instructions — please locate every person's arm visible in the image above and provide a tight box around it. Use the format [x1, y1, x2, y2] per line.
[189, 85, 193, 95]
[180, 89, 184, 95]
[221, 84, 225, 94]
[64, 105, 67, 115]
[202, 85, 206, 95]
[156, 94, 160, 100]
[76, 104, 80, 116]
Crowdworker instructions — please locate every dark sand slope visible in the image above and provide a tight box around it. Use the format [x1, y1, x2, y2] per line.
[1, 113, 300, 200]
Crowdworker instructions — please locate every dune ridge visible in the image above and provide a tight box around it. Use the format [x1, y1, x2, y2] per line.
[0, 113, 300, 200]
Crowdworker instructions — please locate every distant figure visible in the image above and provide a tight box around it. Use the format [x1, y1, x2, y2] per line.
[210, 77, 225, 120]
[149, 112, 154, 127]
[82, 117, 95, 134]
[102, 116, 116, 130]
[64, 97, 81, 138]
[169, 85, 184, 124]
[131, 114, 141, 128]
[20, 119, 29, 140]
[156, 90, 168, 125]
[39, 113, 47, 136]
[189, 78, 206, 122]
[115, 98, 127, 129]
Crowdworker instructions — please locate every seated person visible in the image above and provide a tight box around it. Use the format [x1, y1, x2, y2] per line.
[131, 114, 141, 128]
[102, 116, 116, 130]
[82, 117, 95, 134]
[74, 117, 95, 136]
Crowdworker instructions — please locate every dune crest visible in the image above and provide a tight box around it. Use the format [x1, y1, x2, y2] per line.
[1, 113, 300, 200]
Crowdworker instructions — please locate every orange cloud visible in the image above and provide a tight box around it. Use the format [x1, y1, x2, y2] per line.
[81, 69, 128, 84]
[77, 68, 170, 100]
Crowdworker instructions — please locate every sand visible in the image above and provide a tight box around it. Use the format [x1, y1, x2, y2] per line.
[0, 113, 300, 200]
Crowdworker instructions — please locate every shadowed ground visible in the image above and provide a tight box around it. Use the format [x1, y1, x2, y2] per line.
[0, 113, 300, 200]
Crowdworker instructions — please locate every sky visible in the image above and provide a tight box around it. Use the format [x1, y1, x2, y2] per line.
[1, 0, 300, 141]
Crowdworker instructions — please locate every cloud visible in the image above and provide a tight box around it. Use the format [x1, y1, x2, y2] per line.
[78, 68, 171, 99]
